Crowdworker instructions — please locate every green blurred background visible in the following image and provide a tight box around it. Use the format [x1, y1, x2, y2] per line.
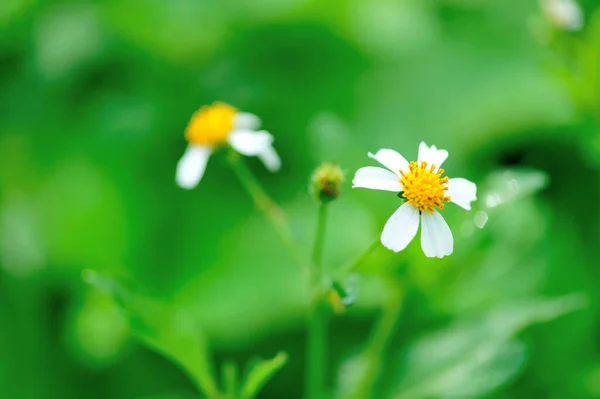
[1, 0, 599, 398]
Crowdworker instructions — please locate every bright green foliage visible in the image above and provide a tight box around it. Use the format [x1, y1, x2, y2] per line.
[1, 0, 600, 398]
[83, 271, 220, 398]
[240, 352, 289, 399]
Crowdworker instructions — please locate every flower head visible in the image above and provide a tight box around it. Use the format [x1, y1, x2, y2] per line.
[176, 102, 281, 189]
[352, 142, 477, 258]
[310, 162, 345, 203]
[541, 0, 583, 31]
[185, 102, 238, 146]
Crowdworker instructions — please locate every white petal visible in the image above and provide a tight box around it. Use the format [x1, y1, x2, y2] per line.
[352, 167, 402, 192]
[228, 130, 273, 156]
[420, 211, 453, 258]
[447, 178, 477, 210]
[381, 203, 420, 252]
[233, 112, 261, 130]
[175, 145, 212, 189]
[417, 142, 448, 170]
[368, 149, 409, 175]
[258, 145, 281, 172]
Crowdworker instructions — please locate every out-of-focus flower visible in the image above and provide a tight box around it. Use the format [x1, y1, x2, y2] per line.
[176, 102, 281, 189]
[310, 162, 345, 204]
[352, 142, 477, 258]
[541, 0, 583, 31]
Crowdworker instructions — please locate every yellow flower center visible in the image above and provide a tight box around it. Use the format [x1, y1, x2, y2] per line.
[185, 102, 238, 146]
[399, 161, 451, 213]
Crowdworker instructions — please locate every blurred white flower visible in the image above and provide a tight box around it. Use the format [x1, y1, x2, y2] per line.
[176, 102, 281, 189]
[541, 0, 583, 31]
[352, 142, 477, 258]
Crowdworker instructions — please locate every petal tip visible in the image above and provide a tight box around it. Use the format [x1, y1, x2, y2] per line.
[380, 237, 397, 253]
[175, 173, 199, 190]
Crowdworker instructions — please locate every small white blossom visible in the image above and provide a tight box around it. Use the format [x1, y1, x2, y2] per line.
[353, 142, 477, 258]
[176, 102, 281, 189]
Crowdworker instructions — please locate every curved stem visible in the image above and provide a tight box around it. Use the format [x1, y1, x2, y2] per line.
[227, 151, 310, 273]
[346, 280, 404, 399]
[337, 237, 380, 277]
[307, 203, 329, 399]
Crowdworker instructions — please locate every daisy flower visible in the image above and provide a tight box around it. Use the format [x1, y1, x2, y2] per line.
[175, 102, 281, 189]
[540, 0, 583, 31]
[352, 142, 477, 258]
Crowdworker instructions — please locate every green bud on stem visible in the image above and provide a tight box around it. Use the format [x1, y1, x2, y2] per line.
[310, 162, 345, 204]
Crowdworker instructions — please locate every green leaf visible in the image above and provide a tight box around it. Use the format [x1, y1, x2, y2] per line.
[240, 352, 288, 399]
[222, 360, 239, 398]
[481, 168, 549, 209]
[82, 270, 219, 398]
[394, 339, 527, 399]
[389, 294, 586, 399]
[137, 394, 199, 399]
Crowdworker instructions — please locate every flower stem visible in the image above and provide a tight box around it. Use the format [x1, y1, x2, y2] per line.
[307, 203, 329, 399]
[346, 281, 404, 399]
[337, 236, 380, 277]
[313, 204, 328, 271]
[228, 151, 310, 273]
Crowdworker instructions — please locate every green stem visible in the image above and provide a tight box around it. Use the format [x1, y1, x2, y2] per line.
[228, 151, 310, 273]
[346, 281, 404, 399]
[337, 236, 380, 277]
[313, 204, 328, 271]
[307, 203, 329, 399]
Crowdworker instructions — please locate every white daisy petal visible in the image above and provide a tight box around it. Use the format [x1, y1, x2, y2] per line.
[420, 211, 453, 258]
[417, 142, 448, 170]
[176, 145, 212, 189]
[233, 112, 261, 130]
[368, 149, 409, 176]
[352, 166, 403, 192]
[228, 130, 274, 156]
[258, 145, 281, 172]
[381, 203, 420, 252]
[447, 178, 477, 210]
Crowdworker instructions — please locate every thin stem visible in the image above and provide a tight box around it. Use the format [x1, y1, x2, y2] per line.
[346, 281, 404, 399]
[337, 236, 380, 277]
[228, 151, 310, 273]
[307, 203, 329, 399]
[313, 204, 328, 271]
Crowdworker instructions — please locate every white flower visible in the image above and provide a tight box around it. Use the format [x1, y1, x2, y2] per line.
[541, 0, 583, 31]
[175, 102, 281, 189]
[352, 142, 477, 258]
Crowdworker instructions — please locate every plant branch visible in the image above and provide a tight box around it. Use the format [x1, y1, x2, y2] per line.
[228, 151, 310, 274]
[307, 203, 329, 399]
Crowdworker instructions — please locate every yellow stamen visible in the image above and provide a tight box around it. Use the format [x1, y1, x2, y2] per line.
[185, 102, 237, 146]
[399, 161, 451, 213]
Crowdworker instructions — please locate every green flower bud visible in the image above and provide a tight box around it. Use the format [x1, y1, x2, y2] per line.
[310, 162, 345, 204]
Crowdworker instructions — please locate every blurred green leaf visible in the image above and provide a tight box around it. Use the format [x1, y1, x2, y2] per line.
[69, 288, 129, 367]
[222, 360, 239, 398]
[393, 339, 527, 399]
[240, 352, 289, 399]
[137, 394, 199, 399]
[82, 270, 219, 398]
[390, 294, 586, 399]
[481, 168, 550, 209]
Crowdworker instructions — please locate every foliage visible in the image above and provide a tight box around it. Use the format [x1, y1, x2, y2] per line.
[0, 0, 599, 399]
